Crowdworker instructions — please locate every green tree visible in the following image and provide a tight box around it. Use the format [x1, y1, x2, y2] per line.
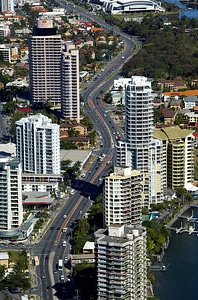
[0, 265, 5, 280]
[184, 193, 194, 204]
[68, 128, 80, 137]
[174, 113, 185, 125]
[9, 111, 26, 141]
[73, 218, 90, 254]
[73, 262, 95, 300]
[175, 187, 187, 198]
[3, 101, 17, 115]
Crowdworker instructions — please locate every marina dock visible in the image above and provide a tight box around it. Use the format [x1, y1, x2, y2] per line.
[166, 203, 198, 235]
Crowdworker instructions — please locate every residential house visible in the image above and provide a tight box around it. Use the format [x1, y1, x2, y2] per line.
[60, 123, 88, 137]
[80, 21, 94, 31]
[95, 33, 106, 45]
[160, 108, 176, 125]
[184, 110, 198, 127]
[84, 36, 94, 47]
[158, 76, 187, 91]
[169, 98, 181, 110]
[162, 90, 198, 102]
[90, 27, 104, 34]
[184, 95, 198, 109]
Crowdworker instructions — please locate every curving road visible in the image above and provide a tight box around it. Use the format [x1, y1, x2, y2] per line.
[30, 5, 141, 300]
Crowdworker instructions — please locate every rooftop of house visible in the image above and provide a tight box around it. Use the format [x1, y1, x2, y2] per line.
[160, 108, 176, 118]
[60, 123, 86, 129]
[0, 252, 9, 260]
[163, 90, 198, 97]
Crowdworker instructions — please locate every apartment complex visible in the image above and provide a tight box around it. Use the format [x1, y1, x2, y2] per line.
[29, 19, 62, 105]
[154, 126, 194, 190]
[0, 156, 23, 234]
[104, 166, 142, 226]
[29, 18, 80, 122]
[0, 44, 18, 63]
[61, 43, 80, 122]
[95, 224, 147, 300]
[15, 113, 61, 192]
[116, 76, 163, 207]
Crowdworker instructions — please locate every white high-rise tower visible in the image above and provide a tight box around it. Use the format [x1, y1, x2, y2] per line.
[16, 113, 60, 175]
[116, 76, 163, 207]
[0, 156, 23, 232]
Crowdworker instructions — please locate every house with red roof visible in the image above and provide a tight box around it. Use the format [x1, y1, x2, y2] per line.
[74, 39, 84, 48]
[18, 108, 33, 114]
[81, 21, 93, 30]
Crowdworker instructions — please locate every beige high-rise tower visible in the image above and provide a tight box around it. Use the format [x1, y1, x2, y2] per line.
[29, 19, 62, 105]
[61, 43, 80, 122]
[95, 224, 147, 300]
[104, 166, 142, 226]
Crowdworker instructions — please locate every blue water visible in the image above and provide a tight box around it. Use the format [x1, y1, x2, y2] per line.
[163, 0, 198, 18]
[154, 231, 198, 299]
[151, 211, 159, 219]
[154, 208, 198, 299]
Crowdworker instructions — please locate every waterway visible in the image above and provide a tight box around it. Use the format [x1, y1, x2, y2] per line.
[153, 207, 198, 299]
[163, 0, 198, 18]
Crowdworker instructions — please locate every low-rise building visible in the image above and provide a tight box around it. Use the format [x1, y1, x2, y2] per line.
[0, 252, 9, 269]
[158, 77, 187, 91]
[0, 24, 10, 37]
[70, 253, 95, 268]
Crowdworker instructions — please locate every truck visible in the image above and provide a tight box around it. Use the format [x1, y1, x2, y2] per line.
[58, 259, 63, 270]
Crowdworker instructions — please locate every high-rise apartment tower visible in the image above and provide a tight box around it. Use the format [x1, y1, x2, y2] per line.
[0, 156, 23, 233]
[0, 0, 14, 12]
[16, 113, 60, 175]
[104, 166, 142, 226]
[95, 224, 147, 300]
[61, 43, 80, 122]
[29, 19, 62, 105]
[116, 76, 163, 207]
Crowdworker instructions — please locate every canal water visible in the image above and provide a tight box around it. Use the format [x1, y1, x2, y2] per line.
[153, 207, 198, 299]
[163, 0, 198, 18]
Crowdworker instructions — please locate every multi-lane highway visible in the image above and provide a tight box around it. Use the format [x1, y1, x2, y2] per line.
[23, 5, 141, 300]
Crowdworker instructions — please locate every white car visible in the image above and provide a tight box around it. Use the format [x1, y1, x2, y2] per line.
[60, 275, 64, 281]
[63, 215, 67, 219]
[70, 189, 75, 195]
